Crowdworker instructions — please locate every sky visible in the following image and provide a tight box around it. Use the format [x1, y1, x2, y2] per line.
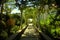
[11, 7, 21, 14]
[11, 1, 34, 14]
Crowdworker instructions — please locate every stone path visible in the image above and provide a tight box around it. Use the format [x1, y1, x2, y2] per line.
[20, 25, 40, 40]
[7, 24, 52, 40]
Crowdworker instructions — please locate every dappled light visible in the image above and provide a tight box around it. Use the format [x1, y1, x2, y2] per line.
[0, 0, 60, 40]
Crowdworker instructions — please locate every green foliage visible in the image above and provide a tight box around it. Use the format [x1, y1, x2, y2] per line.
[39, 4, 60, 38]
[11, 25, 20, 34]
[0, 31, 8, 38]
[0, 0, 60, 40]
[40, 14, 50, 25]
[24, 7, 38, 19]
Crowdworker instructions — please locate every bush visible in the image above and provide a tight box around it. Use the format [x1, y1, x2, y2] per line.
[11, 25, 20, 34]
